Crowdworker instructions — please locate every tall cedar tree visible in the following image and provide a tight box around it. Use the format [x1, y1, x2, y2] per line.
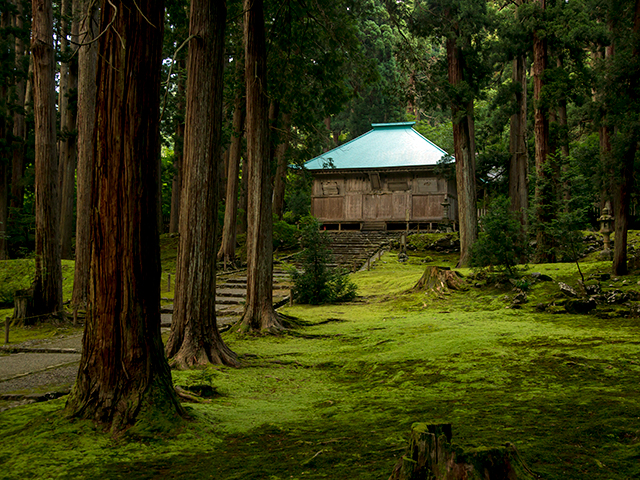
[532, 0, 555, 263]
[11, 0, 28, 214]
[65, 0, 184, 430]
[610, 0, 640, 275]
[218, 49, 245, 267]
[71, 0, 98, 309]
[239, 0, 283, 331]
[0, 1, 10, 259]
[409, 0, 491, 266]
[57, 0, 77, 260]
[31, 0, 62, 317]
[165, 0, 238, 368]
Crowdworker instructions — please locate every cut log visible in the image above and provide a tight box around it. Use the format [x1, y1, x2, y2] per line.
[389, 423, 538, 480]
[412, 266, 465, 293]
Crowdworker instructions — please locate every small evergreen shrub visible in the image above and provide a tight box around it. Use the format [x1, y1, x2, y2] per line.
[290, 218, 357, 305]
[470, 196, 529, 276]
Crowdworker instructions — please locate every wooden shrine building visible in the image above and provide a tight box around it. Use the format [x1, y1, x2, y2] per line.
[304, 122, 457, 231]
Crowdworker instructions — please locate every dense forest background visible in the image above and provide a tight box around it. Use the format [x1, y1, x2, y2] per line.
[0, 0, 638, 263]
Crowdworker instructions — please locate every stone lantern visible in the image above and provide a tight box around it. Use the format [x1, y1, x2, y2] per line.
[598, 201, 614, 253]
[441, 196, 452, 232]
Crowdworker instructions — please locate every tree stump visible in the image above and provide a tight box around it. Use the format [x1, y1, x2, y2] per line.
[411, 266, 465, 294]
[13, 288, 35, 325]
[389, 423, 538, 480]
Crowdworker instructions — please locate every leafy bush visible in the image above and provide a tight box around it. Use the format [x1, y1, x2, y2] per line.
[273, 219, 300, 251]
[290, 218, 357, 305]
[470, 196, 529, 276]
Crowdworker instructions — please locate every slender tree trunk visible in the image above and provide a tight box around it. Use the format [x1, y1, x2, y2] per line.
[612, 0, 640, 275]
[0, 159, 6, 261]
[533, 0, 553, 263]
[58, 0, 78, 260]
[31, 0, 62, 318]
[239, 0, 282, 331]
[11, 0, 27, 212]
[166, 0, 238, 368]
[65, 0, 184, 431]
[272, 112, 291, 220]
[508, 55, 528, 226]
[447, 37, 477, 268]
[556, 58, 570, 208]
[217, 69, 245, 266]
[71, 0, 98, 309]
[0, 6, 9, 260]
[169, 59, 186, 235]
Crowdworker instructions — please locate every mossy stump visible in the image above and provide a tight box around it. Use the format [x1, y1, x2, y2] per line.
[12, 288, 35, 325]
[389, 423, 538, 480]
[411, 266, 464, 294]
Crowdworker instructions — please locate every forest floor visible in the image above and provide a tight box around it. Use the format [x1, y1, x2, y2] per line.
[0, 236, 639, 479]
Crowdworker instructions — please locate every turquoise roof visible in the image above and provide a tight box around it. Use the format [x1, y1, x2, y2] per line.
[304, 122, 448, 171]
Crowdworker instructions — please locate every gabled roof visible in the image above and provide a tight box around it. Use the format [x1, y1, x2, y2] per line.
[304, 122, 449, 171]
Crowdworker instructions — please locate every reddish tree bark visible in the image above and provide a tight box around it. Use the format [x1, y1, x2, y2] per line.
[31, 0, 62, 317]
[58, 0, 78, 260]
[239, 0, 282, 331]
[71, 0, 98, 309]
[447, 37, 477, 268]
[165, 0, 238, 368]
[532, 0, 553, 263]
[218, 64, 245, 267]
[508, 55, 528, 226]
[10, 0, 27, 212]
[65, 0, 183, 430]
[169, 59, 186, 235]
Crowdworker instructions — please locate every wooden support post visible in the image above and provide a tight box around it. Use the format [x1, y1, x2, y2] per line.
[5, 317, 9, 344]
[367, 257, 370, 270]
[167, 273, 171, 292]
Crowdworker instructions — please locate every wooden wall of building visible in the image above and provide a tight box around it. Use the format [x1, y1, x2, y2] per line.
[310, 169, 457, 226]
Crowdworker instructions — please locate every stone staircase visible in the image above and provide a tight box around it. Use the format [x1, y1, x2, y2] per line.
[325, 231, 401, 271]
[161, 268, 291, 328]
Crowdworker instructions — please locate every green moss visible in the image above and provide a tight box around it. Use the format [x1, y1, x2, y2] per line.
[2, 242, 640, 479]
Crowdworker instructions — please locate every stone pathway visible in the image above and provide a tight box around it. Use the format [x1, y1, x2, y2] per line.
[0, 268, 292, 405]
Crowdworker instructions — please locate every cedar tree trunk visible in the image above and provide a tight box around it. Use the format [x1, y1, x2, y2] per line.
[58, 0, 78, 260]
[165, 0, 237, 368]
[447, 37, 477, 268]
[31, 0, 62, 317]
[169, 59, 186, 235]
[11, 0, 27, 211]
[272, 112, 291, 220]
[533, 0, 554, 263]
[508, 55, 528, 226]
[239, 0, 282, 331]
[613, 0, 640, 275]
[218, 67, 245, 266]
[71, 0, 98, 309]
[65, 0, 184, 430]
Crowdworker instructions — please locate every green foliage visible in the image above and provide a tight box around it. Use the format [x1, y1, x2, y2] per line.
[470, 196, 529, 275]
[290, 218, 357, 304]
[272, 219, 299, 251]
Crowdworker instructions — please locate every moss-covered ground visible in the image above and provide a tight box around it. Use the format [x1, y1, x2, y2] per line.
[1, 236, 639, 479]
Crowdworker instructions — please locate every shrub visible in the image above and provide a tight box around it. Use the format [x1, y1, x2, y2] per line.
[470, 196, 529, 276]
[273, 219, 300, 251]
[290, 218, 358, 304]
